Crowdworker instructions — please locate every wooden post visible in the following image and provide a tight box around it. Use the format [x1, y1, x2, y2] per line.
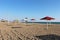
[47, 20, 48, 30]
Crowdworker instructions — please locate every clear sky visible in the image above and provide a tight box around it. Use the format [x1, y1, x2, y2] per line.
[0, 0, 60, 21]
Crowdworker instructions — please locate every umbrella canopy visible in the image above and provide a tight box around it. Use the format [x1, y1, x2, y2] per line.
[24, 17, 28, 21]
[40, 16, 55, 20]
[31, 19, 35, 20]
[30, 18, 35, 22]
[24, 17, 28, 24]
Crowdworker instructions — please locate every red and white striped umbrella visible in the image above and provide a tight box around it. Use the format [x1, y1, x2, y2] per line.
[31, 18, 35, 22]
[40, 16, 55, 29]
[31, 19, 35, 21]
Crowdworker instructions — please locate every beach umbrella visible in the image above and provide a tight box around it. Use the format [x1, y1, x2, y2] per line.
[24, 17, 28, 24]
[31, 18, 35, 22]
[40, 16, 55, 29]
[24, 17, 28, 22]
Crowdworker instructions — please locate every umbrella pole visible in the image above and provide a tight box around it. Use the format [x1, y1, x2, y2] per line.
[47, 20, 48, 30]
[25, 21, 27, 26]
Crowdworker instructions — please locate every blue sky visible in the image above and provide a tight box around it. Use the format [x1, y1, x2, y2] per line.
[0, 0, 60, 21]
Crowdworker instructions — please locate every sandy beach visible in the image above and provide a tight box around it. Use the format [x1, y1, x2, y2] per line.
[0, 22, 60, 40]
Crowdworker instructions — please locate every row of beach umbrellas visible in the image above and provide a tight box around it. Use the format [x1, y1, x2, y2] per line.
[24, 16, 55, 30]
[0, 16, 55, 30]
[24, 16, 55, 22]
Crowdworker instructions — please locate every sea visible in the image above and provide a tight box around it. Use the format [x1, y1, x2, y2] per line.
[27, 22, 60, 24]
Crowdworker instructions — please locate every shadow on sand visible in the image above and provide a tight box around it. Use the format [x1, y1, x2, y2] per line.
[35, 34, 60, 40]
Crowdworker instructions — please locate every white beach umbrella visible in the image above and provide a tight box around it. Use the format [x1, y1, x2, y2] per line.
[24, 17, 28, 25]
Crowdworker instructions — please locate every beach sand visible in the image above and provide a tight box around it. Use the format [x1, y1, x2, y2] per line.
[0, 22, 60, 40]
